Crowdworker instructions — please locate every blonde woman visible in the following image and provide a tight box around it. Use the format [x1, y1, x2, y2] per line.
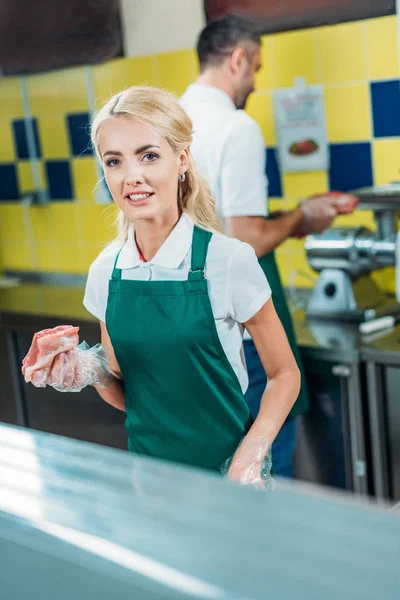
[29, 87, 300, 486]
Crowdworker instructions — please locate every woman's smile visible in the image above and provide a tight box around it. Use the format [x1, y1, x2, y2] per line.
[126, 192, 154, 206]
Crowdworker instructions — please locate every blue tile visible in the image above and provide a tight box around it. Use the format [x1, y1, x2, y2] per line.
[12, 119, 41, 159]
[266, 147, 282, 197]
[100, 168, 113, 202]
[0, 164, 20, 201]
[371, 80, 400, 138]
[67, 113, 93, 157]
[329, 143, 373, 192]
[45, 161, 73, 200]
[103, 181, 113, 201]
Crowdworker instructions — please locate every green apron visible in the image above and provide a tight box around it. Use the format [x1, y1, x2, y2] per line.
[258, 252, 309, 418]
[105, 225, 253, 471]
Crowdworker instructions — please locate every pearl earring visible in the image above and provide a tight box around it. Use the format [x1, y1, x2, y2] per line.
[179, 173, 186, 182]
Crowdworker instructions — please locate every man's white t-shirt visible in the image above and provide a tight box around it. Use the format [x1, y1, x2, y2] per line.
[180, 83, 269, 220]
[180, 83, 269, 341]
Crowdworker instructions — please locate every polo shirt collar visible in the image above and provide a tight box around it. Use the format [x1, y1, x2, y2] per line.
[116, 212, 194, 270]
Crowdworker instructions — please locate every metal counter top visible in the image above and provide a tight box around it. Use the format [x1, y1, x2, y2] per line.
[0, 282, 361, 356]
[0, 282, 93, 325]
[1, 282, 400, 362]
[1, 423, 400, 599]
[360, 324, 400, 365]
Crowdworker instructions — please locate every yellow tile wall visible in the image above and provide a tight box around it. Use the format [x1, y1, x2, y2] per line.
[0, 76, 23, 278]
[92, 56, 159, 106]
[324, 84, 371, 142]
[274, 29, 318, 88]
[0, 16, 399, 296]
[246, 15, 400, 289]
[366, 16, 400, 80]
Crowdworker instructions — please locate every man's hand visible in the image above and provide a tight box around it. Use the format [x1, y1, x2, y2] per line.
[295, 192, 359, 237]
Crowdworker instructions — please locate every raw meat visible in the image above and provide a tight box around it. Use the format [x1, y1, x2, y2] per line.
[49, 349, 77, 388]
[312, 191, 359, 215]
[22, 325, 79, 384]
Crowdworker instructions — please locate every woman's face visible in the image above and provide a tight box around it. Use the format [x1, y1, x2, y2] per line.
[98, 116, 189, 223]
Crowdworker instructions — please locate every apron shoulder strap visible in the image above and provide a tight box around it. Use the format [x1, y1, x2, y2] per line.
[111, 247, 123, 280]
[188, 226, 212, 282]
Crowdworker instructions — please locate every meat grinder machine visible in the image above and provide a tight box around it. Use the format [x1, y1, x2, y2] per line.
[305, 183, 400, 321]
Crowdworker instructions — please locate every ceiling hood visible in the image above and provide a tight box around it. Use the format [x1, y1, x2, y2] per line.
[0, 0, 122, 75]
[205, 0, 396, 33]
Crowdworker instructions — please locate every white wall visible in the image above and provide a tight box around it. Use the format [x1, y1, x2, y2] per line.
[119, 0, 206, 57]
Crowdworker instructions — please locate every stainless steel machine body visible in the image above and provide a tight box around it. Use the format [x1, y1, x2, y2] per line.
[305, 184, 400, 320]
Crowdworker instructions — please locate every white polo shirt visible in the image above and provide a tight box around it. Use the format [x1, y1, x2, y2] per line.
[180, 83, 269, 221]
[83, 213, 271, 393]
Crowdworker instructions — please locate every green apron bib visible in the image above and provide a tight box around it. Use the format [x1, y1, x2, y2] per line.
[258, 252, 309, 418]
[105, 225, 253, 471]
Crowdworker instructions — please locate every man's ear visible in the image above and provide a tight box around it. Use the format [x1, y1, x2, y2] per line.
[230, 47, 247, 74]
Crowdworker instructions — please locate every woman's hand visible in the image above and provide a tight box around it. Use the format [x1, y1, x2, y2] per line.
[49, 342, 113, 392]
[223, 435, 275, 490]
[29, 342, 113, 392]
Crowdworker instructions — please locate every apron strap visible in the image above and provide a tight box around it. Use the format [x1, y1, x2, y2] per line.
[111, 248, 123, 280]
[188, 226, 212, 281]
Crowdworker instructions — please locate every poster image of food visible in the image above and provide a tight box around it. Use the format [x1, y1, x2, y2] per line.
[273, 84, 329, 172]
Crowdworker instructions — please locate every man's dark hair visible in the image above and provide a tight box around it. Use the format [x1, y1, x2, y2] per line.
[197, 14, 261, 71]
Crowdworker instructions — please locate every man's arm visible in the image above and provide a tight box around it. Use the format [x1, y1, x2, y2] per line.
[226, 211, 303, 258]
[220, 118, 358, 257]
[226, 192, 344, 257]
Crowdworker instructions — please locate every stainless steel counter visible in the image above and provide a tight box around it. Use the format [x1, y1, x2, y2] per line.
[361, 325, 400, 364]
[1, 280, 398, 354]
[1, 423, 400, 600]
[357, 325, 400, 501]
[0, 282, 94, 329]
[2, 282, 400, 498]
[0, 282, 364, 356]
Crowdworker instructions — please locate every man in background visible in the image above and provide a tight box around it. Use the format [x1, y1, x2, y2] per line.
[180, 15, 357, 477]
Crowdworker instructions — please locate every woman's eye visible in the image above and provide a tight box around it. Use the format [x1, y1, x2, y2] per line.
[142, 152, 159, 162]
[105, 158, 120, 167]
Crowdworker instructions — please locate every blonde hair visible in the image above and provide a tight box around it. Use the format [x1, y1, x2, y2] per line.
[91, 86, 222, 241]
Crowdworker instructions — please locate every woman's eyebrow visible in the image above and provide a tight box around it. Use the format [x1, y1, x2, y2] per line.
[102, 145, 160, 159]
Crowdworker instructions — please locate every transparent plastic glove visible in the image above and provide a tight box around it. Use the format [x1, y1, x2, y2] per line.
[220, 436, 275, 491]
[33, 342, 112, 392]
